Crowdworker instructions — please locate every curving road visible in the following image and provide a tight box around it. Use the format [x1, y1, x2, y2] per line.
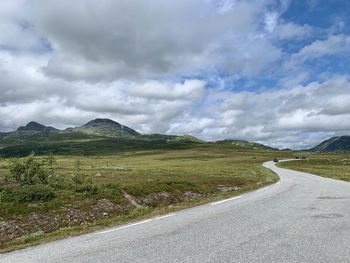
[1, 161, 350, 262]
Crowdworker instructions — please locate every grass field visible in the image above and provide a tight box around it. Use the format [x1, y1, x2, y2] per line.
[0, 144, 293, 252]
[278, 152, 350, 182]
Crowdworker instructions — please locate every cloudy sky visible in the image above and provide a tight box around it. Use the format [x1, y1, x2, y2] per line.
[1, 0, 350, 149]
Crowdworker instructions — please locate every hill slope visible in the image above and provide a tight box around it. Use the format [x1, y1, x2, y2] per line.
[17, 121, 58, 133]
[311, 136, 350, 152]
[0, 119, 202, 156]
[0, 119, 278, 156]
[66, 118, 140, 137]
[215, 139, 277, 151]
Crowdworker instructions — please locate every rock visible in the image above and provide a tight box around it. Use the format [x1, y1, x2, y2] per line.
[216, 185, 240, 193]
[183, 191, 202, 200]
[139, 192, 178, 207]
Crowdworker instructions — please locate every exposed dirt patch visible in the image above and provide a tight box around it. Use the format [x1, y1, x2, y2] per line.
[182, 191, 202, 200]
[0, 199, 130, 248]
[122, 190, 141, 208]
[137, 190, 204, 207]
[139, 192, 178, 207]
[216, 185, 240, 193]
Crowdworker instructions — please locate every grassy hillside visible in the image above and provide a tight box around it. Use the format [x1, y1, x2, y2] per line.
[0, 119, 208, 157]
[311, 136, 350, 152]
[0, 119, 278, 157]
[278, 152, 350, 182]
[67, 118, 141, 137]
[0, 137, 191, 157]
[215, 139, 277, 150]
[0, 145, 293, 252]
[0, 132, 203, 157]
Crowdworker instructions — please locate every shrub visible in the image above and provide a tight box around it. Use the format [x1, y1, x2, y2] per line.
[75, 183, 123, 202]
[98, 183, 123, 202]
[75, 184, 99, 196]
[2, 185, 55, 203]
[7, 154, 50, 185]
[72, 159, 84, 186]
[43, 153, 57, 177]
[48, 175, 73, 190]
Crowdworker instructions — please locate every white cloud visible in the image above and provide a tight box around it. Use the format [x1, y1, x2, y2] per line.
[128, 80, 205, 101]
[169, 76, 350, 149]
[264, 12, 279, 33]
[19, 0, 277, 81]
[0, 51, 206, 134]
[274, 22, 313, 39]
[1, 42, 350, 149]
[287, 34, 350, 67]
[0, 0, 350, 151]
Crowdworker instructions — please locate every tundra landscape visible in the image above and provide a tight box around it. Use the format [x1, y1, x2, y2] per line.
[0, 119, 350, 254]
[0, 119, 285, 251]
[1, 1, 350, 262]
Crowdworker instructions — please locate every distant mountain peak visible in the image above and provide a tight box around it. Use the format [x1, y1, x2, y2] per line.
[84, 118, 121, 126]
[17, 121, 58, 132]
[70, 118, 141, 137]
[26, 121, 45, 130]
[17, 121, 45, 131]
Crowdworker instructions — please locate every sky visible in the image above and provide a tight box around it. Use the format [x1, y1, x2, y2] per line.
[0, 0, 350, 149]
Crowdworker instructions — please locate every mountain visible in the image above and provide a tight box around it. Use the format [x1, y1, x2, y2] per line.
[0, 118, 280, 157]
[310, 136, 350, 152]
[17, 121, 58, 133]
[141, 134, 203, 144]
[0, 132, 7, 139]
[66, 118, 140, 138]
[0, 119, 201, 156]
[215, 139, 277, 151]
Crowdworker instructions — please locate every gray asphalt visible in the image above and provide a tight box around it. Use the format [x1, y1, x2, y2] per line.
[1, 161, 350, 263]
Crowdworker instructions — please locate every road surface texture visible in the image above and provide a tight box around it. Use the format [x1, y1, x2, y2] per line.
[1, 161, 350, 263]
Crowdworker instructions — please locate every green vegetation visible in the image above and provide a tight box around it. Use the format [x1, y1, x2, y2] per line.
[279, 153, 350, 182]
[7, 153, 51, 185]
[0, 118, 296, 252]
[0, 144, 293, 252]
[1, 185, 55, 203]
[0, 119, 202, 157]
[215, 139, 277, 150]
[67, 118, 141, 137]
[0, 133, 201, 157]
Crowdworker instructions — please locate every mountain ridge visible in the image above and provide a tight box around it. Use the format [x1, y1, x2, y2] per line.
[215, 139, 278, 151]
[17, 121, 58, 133]
[65, 118, 141, 138]
[310, 136, 350, 152]
[0, 118, 278, 156]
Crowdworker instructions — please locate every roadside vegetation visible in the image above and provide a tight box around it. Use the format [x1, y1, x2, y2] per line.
[279, 153, 350, 182]
[0, 144, 293, 252]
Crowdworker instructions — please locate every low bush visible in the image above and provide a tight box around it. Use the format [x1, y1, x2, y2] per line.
[75, 183, 123, 202]
[75, 184, 99, 196]
[48, 175, 74, 190]
[98, 183, 123, 202]
[7, 154, 50, 185]
[1, 185, 55, 203]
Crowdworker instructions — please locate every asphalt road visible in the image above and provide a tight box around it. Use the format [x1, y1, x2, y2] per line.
[1, 161, 350, 263]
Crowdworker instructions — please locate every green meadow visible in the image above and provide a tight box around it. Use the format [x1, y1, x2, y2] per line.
[279, 153, 350, 182]
[0, 144, 293, 252]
